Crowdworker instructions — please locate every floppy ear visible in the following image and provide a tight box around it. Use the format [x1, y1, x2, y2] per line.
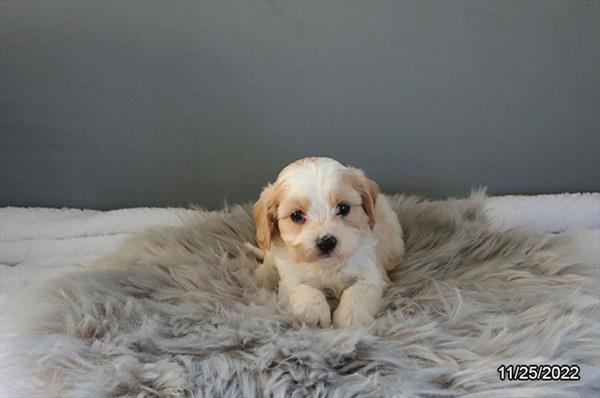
[347, 168, 379, 229]
[252, 183, 281, 249]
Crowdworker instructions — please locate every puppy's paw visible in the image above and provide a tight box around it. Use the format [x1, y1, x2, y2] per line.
[333, 282, 382, 329]
[289, 285, 331, 328]
[333, 304, 374, 329]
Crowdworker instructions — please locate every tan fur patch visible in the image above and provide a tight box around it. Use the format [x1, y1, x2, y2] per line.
[290, 241, 319, 263]
[341, 168, 379, 229]
[277, 197, 309, 220]
[275, 194, 318, 262]
[252, 181, 286, 249]
[329, 182, 369, 231]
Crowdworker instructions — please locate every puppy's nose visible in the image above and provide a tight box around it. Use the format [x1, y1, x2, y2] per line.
[316, 235, 337, 255]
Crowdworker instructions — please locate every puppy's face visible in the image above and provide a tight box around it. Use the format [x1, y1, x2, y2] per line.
[253, 158, 378, 264]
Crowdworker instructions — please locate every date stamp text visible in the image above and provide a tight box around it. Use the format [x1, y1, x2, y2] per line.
[497, 365, 580, 381]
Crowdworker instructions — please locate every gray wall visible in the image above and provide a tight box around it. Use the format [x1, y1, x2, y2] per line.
[1, 1, 598, 210]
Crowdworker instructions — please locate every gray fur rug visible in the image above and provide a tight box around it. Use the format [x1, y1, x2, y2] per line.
[3, 193, 599, 397]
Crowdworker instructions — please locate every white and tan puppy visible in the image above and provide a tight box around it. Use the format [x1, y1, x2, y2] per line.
[252, 157, 404, 328]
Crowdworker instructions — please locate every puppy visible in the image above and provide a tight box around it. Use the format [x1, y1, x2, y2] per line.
[252, 157, 404, 328]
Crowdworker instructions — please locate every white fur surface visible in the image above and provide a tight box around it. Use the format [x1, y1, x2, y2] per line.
[485, 193, 600, 232]
[1, 193, 599, 397]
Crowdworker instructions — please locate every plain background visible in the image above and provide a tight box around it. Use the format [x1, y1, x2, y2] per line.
[1, 0, 598, 210]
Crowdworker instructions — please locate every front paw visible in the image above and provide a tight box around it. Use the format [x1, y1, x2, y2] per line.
[288, 285, 331, 327]
[333, 303, 374, 328]
[333, 282, 382, 328]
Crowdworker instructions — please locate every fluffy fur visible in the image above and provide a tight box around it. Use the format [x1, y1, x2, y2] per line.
[2, 193, 599, 397]
[252, 157, 405, 328]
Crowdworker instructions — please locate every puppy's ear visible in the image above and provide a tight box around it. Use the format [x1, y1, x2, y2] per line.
[252, 182, 281, 249]
[347, 168, 379, 229]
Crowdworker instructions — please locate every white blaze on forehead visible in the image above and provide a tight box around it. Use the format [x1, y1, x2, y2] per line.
[279, 158, 345, 223]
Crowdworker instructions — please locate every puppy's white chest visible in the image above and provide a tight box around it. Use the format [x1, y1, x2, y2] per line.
[299, 263, 356, 296]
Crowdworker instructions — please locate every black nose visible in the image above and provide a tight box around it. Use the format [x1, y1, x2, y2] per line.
[316, 235, 337, 254]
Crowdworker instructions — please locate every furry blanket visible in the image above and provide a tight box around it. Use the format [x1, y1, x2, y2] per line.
[2, 193, 599, 397]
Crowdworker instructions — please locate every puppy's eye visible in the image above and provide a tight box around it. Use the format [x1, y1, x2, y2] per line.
[290, 210, 305, 223]
[337, 203, 351, 216]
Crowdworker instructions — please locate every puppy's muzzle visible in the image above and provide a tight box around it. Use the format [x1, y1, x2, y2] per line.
[316, 235, 337, 255]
